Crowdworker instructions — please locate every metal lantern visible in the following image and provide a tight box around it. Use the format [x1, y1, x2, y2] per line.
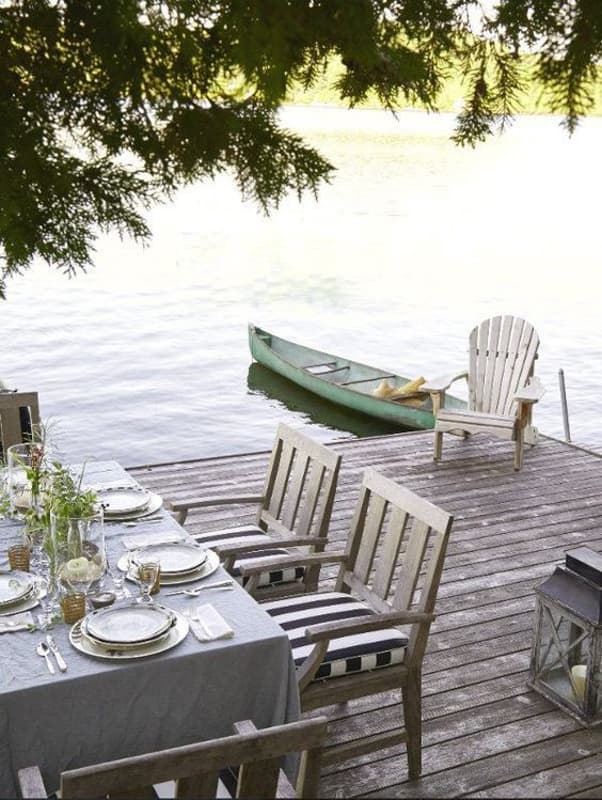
[529, 547, 602, 726]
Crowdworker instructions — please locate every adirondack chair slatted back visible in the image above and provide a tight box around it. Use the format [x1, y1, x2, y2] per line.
[55, 717, 327, 799]
[258, 424, 341, 541]
[468, 316, 539, 416]
[0, 391, 41, 457]
[337, 469, 453, 663]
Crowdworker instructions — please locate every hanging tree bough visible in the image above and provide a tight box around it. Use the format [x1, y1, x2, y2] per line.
[1, 0, 601, 297]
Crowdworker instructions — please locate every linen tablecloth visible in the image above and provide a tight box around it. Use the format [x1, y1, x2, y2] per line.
[0, 461, 300, 796]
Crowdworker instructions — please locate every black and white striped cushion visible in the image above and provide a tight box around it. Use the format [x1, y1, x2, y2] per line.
[194, 525, 305, 588]
[263, 592, 408, 680]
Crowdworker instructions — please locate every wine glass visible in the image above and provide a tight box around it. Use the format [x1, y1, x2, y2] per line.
[131, 555, 160, 604]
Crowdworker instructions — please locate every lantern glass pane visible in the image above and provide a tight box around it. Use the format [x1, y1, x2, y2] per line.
[537, 605, 591, 707]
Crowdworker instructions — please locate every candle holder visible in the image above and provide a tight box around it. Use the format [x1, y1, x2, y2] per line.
[60, 592, 86, 624]
[528, 547, 602, 726]
[8, 543, 30, 572]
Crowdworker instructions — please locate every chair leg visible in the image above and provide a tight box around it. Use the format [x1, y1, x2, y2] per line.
[402, 679, 422, 780]
[514, 432, 524, 471]
[433, 431, 443, 462]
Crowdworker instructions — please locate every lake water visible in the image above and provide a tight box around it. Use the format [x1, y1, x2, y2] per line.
[2, 106, 601, 466]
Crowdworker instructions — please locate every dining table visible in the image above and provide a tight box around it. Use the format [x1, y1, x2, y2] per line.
[0, 460, 300, 797]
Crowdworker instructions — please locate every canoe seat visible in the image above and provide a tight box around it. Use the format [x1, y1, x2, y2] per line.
[194, 525, 306, 588]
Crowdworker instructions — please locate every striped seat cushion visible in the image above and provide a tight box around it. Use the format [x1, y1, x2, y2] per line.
[263, 592, 408, 680]
[194, 525, 305, 588]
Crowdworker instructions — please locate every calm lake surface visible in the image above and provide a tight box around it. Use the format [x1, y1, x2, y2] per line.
[2, 107, 601, 466]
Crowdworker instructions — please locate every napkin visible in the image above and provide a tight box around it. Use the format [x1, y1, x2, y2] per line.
[0, 612, 34, 633]
[122, 531, 187, 550]
[187, 604, 234, 642]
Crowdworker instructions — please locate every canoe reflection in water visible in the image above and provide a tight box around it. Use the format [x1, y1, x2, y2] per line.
[247, 362, 403, 440]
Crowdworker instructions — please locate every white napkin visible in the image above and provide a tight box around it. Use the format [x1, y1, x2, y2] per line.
[122, 531, 187, 550]
[187, 604, 234, 642]
[0, 611, 34, 633]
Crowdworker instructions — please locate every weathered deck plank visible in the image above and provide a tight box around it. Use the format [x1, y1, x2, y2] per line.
[129, 430, 602, 798]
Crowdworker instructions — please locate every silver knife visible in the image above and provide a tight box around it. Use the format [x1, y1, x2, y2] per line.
[46, 634, 67, 672]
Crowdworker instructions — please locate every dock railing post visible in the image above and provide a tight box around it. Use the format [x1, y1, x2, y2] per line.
[558, 368, 571, 443]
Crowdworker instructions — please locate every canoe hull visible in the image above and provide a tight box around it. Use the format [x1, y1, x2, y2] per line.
[248, 325, 466, 431]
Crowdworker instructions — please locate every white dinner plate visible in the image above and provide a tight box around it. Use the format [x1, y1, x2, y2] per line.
[118, 548, 220, 585]
[70, 610, 189, 660]
[103, 492, 163, 522]
[0, 588, 44, 617]
[0, 571, 34, 606]
[97, 486, 151, 515]
[84, 603, 175, 645]
[134, 543, 207, 575]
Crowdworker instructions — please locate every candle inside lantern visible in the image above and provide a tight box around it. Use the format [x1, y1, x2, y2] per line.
[571, 664, 587, 701]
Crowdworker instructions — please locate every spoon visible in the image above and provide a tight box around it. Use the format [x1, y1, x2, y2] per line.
[36, 641, 55, 675]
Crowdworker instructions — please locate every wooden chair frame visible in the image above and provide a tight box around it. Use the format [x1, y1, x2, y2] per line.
[18, 716, 328, 799]
[240, 468, 454, 779]
[422, 316, 544, 471]
[167, 423, 341, 598]
[0, 390, 41, 456]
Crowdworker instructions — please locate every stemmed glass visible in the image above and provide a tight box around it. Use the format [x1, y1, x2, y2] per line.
[129, 553, 160, 604]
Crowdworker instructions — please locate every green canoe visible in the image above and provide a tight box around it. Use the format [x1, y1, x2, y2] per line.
[248, 324, 467, 431]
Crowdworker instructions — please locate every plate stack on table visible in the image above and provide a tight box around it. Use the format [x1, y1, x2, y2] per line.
[0, 571, 40, 615]
[121, 543, 221, 586]
[95, 486, 163, 521]
[70, 603, 189, 660]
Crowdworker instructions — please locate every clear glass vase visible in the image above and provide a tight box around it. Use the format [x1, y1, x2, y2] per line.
[50, 509, 106, 595]
[6, 442, 47, 518]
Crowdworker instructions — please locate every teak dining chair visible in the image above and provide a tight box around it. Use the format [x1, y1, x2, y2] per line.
[167, 423, 341, 599]
[18, 716, 328, 799]
[421, 315, 544, 471]
[239, 468, 454, 779]
[0, 390, 41, 458]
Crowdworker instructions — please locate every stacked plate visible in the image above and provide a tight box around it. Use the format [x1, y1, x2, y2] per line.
[0, 571, 38, 615]
[119, 543, 220, 585]
[70, 603, 189, 660]
[95, 485, 163, 521]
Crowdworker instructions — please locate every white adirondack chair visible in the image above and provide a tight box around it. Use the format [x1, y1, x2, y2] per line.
[422, 316, 545, 471]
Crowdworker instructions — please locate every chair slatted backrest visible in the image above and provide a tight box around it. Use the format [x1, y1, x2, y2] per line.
[258, 423, 341, 542]
[337, 469, 453, 664]
[0, 391, 40, 456]
[468, 316, 539, 416]
[58, 717, 328, 799]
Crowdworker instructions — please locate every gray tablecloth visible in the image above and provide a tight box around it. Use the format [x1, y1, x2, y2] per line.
[0, 461, 299, 796]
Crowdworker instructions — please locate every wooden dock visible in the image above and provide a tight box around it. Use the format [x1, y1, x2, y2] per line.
[129, 430, 602, 798]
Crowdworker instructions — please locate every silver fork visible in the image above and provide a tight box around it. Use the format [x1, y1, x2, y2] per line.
[164, 580, 234, 597]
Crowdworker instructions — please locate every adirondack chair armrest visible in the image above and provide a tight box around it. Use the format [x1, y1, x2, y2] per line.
[17, 766, 47, 799]
[166, 494, 265, 524]
[305, 610, 436, 643]
[214, 537, 324, 559]
[238, 552, 348, 578]
[513, 376, 545, 405]
[421, 371, 469, 394]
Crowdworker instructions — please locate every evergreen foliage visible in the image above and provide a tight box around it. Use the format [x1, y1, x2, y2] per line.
[1, 0, 601, 296]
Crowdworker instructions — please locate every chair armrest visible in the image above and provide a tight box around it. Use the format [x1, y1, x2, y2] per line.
[167, 494, 265, 512]
[214, 537, 325, 559]
[166, 494, 265, 524]
[514, 377, 545, 404]
[305, 610, 436, 643]
[421, 371, 469, 393]
[238, 552, 348, 577]
[17, 766, 47, 799]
